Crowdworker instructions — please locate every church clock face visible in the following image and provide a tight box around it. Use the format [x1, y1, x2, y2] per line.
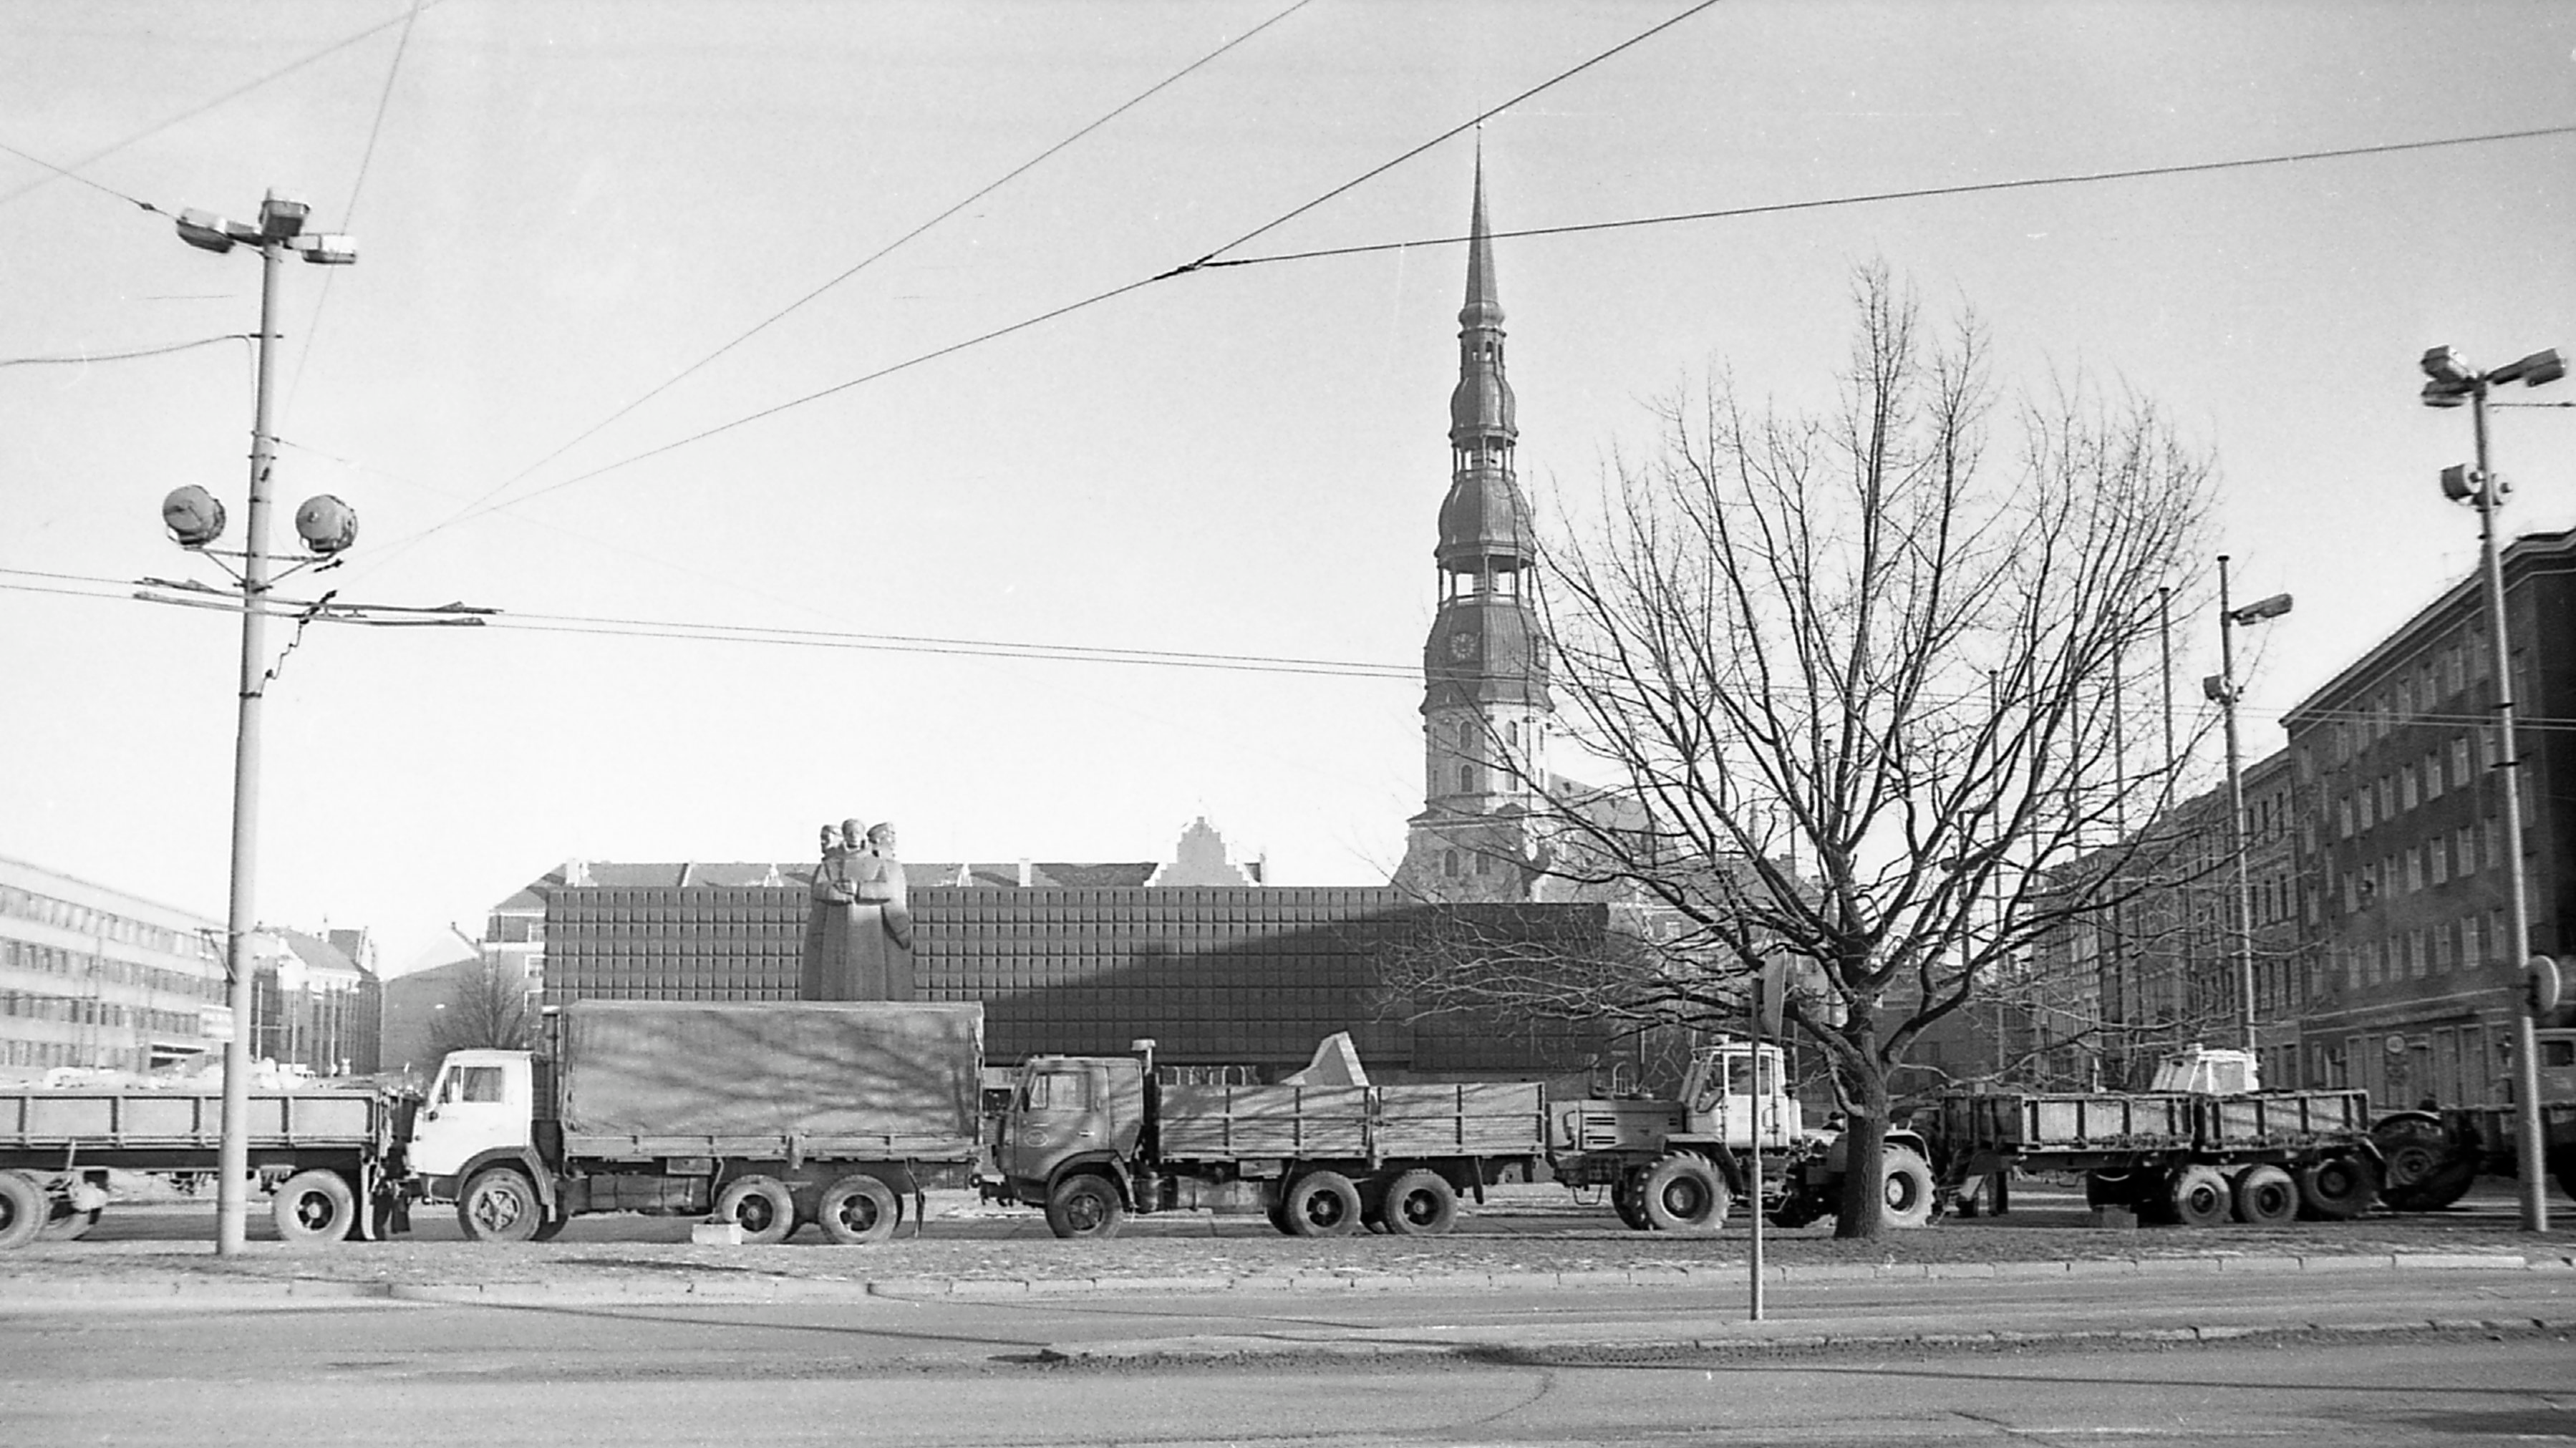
[1448, 630, 1476, 661]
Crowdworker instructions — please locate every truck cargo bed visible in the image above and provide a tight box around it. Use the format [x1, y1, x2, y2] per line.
[1157, 1081, 1544, 1162]
[0, 1089, 386, 1149]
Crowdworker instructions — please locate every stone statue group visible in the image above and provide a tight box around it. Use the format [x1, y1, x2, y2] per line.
[800, 817, 914, 1000]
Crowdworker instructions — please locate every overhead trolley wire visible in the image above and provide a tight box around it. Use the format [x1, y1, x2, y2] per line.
[392, 0, 1725, 543]
[417, 112, 2572, 532]
[0, 334, 253, 368]
[285, 0, 430, 420]
[1185, 123, 2576, 272]
[0, 1, 455, 213]
[379, 0, 1321, 565]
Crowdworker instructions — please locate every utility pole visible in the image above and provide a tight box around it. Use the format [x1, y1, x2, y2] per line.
[163, 193, 354, 1255]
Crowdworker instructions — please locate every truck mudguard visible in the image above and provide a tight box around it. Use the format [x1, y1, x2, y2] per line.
[445, 1145, 557, 1213]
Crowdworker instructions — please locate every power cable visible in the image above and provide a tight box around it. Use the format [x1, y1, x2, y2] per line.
[1188, 123, 2576, 271]
[284, 0, 428, 421]
[374, 1, 1724, 553]
[1172, 0, 1723, 271]
[0, 1, 454, 212]
[439, 0, 1318, 539]
[0, 334, 253, 368]
[407, 120, 2576, 540]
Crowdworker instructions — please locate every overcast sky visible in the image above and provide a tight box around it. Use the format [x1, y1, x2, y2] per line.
[4, 1, 2570, 973]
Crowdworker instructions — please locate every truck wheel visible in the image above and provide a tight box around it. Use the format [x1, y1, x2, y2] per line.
[2373, 1115, 2478, 1211]
[2166, 1165, 2230, 1228]
[817, 1174, 902, 1245]
[2549, 1146, 2576, 1205]
[529, 1214, 568, 1242]
[1612, 1179, 1652, 1231]
[1282, 1170, 1363, 1237]
[2296, 1153, 2380, 1220]
[2231, 1165, 2299, 1226]
[0, 1171, 43, 1250]
[1379, 1170, 1458, 1235]
[714, 1175, 798, 1245]
[1264, 1195, 1295, 1235]
[1880, 1149, 1935, 1230]
[271, 1169, 357, 1245]
[1044, 1173, 1125, 1240]
[457, 1167, 543, 1242]
[1640, 1154, 1728, 1234]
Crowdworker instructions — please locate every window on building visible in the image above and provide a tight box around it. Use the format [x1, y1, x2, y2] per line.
[2337, 798, 2354, 839]
[2431, 839, 2449, 886]
[2400, 764, 2418, 812]
[1443, 850, 1460, 879]
[2358, 789, 2375, 831]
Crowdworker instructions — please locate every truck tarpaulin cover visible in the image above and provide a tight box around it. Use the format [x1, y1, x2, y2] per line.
[559, 1001, 982, 1139]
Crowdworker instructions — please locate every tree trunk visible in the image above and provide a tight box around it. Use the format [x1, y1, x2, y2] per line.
[1831, 1036, 1894, 1238]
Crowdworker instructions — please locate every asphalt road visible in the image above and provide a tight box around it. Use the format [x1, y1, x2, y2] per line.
[3, 1276, 2571, 1445]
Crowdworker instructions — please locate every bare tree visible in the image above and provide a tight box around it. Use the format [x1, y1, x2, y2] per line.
[1411, 264, 2219, 1235]
[429, 953, 535, 1060]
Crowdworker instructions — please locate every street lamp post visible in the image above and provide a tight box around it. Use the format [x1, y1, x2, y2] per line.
[2421, 341, 2565, 1235]
[2206, 558, 2291, 1059]
[163, 191, 355, 1256]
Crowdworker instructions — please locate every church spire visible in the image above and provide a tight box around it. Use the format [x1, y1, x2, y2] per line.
[1393, 155, 1554, 903]
[1459, 150, 1503, 332]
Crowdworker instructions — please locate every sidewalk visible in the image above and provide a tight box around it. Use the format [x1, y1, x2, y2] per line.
[5, 1240, 2570, 1315]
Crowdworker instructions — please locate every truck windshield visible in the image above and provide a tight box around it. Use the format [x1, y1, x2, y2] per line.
[1021, 1071, 1090, 1110]
[440, 1065, 505, 1104]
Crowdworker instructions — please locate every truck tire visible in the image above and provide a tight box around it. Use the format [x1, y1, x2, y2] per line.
[817, 1174, 902, 1245]
[457, 1167, 543, 1243]
[529, 1214, 568, 1242]
[1378, 1170, 1458, 1235]
[2166, 1165, 2230, 1228]
[1282, 1170, 1363, 1238]
[271, 1169, 357, 1245]
[1612, 1177, 1652, 1230]
[1880, 1149, 1935, 1230]
[2550, 1146, 2576, 1205]
[714, 1175, 798, 1245]
[1264, 1195, 1294, 1235]
[2231, 1164, 2299, 1226]
[1640, 1153, 1728, 1234]
[2296, 1153, 2380, 1220]
[1045, 1172, 1125, 1240]
[0, 1171, 43, 1250]
[2373, 1115, 2477, 1212]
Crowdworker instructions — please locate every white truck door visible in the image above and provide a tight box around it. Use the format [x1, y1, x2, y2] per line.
[407, 1051, 531, 1179]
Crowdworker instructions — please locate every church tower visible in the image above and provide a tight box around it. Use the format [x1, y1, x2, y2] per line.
[1393, 156, 1554, 902]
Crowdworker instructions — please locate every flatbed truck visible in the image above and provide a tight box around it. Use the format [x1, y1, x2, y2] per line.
[984, 1037, 1545, 1238]
[0, 1083, 410, 1248]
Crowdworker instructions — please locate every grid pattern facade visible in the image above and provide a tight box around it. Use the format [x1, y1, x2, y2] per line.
[542, 885, 1612, 1079]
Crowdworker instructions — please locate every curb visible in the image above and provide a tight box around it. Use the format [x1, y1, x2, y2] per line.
[4, 1248, 2570, 1311]
[1039, 1313, 2576, 1365]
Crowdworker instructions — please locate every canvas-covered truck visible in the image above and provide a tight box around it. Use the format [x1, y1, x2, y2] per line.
[1548, 1036, 1938, 1233]
[408, 1000, 983, 1244]
[1920, 1047, 2383, 1226]
[2371, 1026, 2576, 1211]
[0, 1082, 411, 1249]
[983, 1035, 1546, 1238]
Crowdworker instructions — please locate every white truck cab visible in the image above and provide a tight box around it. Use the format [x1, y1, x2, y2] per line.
[407, 1050, 535, 1182]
